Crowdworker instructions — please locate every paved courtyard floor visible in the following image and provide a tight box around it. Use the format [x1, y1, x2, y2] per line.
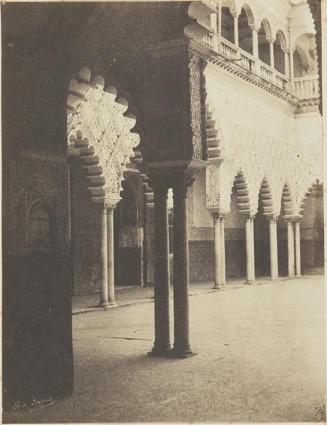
[4, 276, 326, 423]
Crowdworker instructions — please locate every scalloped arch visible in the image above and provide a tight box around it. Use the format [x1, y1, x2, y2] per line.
[258, 178, 274, 216]
[67, 67, 140, 207]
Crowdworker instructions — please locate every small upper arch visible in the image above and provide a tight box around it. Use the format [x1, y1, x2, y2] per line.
[259, 18, 273, 41]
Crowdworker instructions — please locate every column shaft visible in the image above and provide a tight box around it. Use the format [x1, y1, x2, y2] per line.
[245, 216, 255, 283]
[269, 217, 278, 279]
[250, 218, 255, 280]
[287, 221, 295, 277]
[217, 0, 222, 52]
[252, 28, 259, 72]
[151, 183, 170, 355]
[99, 205, 110, 308]
[284, 51, 290, 78]
[270, 42, 275, 69]
[295, 221, 301, 277]
[107, 208, 116, 304]
[234, 16, 239, 47]
[173, 177, 193, 357]
[290, 50, 295, 85]
[220, 217, 226, 285]
[213, 214, 222, 288]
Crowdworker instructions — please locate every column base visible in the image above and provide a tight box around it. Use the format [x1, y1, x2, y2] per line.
[171, 346, 197, 359]
[148, 344, 172, 358]
[270, 276, 279, 281]
[245, 280, 254, 285]
[212, 284, 223, 290]
[288, 274, 295, 279]
[98, 300, 118, 309]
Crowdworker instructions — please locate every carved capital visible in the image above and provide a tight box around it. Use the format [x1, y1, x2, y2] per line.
[172, 169, 195, 199]
[244, 212, 256, 221]
[266, 213, 279, 223]
[212, 211, 226, 221]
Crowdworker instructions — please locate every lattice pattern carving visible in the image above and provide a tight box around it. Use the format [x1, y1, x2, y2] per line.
[67, 68, 139, 207]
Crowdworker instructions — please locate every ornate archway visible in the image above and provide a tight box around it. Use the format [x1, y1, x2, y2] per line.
[67, 67, 140, 307]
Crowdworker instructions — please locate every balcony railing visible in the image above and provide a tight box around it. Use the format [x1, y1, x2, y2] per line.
[293, 76, 320, 99]
[199, 33, 318, 101]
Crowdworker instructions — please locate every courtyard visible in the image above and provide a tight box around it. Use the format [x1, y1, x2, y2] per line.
[4, 276, 325, 423]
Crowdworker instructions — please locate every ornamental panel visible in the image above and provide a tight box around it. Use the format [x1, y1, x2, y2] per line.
[67, 68, 140, 207]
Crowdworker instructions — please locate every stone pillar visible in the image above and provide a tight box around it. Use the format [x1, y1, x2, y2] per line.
[245, 215, 255, 283]
[150, 178, 171, 356]
[217, 0, 222, 52]
[287, 219, 295, 278]
[107, 207, 117, 305]
[295, 219, 301, 277]
[252, 26, 259, 72]
[290, 49, 295, 88]
[268, 215, 279, 280]
[270, 40, 275, 69]
[172, 173, 194, 357]
[212, 213, 226, 288]
[220, 215, 226, 285]
[284, 49, 290, 78]
[144, 184, 155, 286]
[99, 203, 110, 308]
[213, 213, 222, 289]
[233, 15, 239, 47]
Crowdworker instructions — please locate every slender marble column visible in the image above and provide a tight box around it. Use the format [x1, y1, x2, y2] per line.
[295, 219, 301, 277]
[217, 0, 222, 52]
[250, 217, 255, 280]
[150, 180, 171, 355]
[245, 215, 255, 283]
[99, 204, 110, 308]
[252, 27, 259, 72]
[173, 174, 194, 357]
[107, 207, 117, 305]
[268, 215, 279, 280]
[270, 41, 275, 69]
[220, 215, 226, 285]
[287, 220, 295, 277]
[284, 49, 290, 78]
[213, 213, 222, 289]
[233, 15, 239, 47]
[290, 49, 295, 87]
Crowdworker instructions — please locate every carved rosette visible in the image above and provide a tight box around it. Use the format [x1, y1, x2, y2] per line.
[67, 67, 139, 207]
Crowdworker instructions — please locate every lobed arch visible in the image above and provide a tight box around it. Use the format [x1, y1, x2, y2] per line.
[280, 183, 295, 218]
[67, 67, 140, 207]
[297, 178, 323, 216]
[233, 170, 253, 216]
[258, 178, 275, 216]
[205, 103, 222, 162]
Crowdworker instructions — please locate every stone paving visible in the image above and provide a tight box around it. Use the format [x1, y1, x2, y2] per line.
[4, 276, 326, 423]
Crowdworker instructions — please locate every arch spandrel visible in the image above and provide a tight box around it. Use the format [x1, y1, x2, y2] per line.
[67, 67, 140, 207]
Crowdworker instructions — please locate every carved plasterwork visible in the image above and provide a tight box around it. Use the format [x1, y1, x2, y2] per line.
[205, 65, 323, 217]
[67, 68, 139, 207]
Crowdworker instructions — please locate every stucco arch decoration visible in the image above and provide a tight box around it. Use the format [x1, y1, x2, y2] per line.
[67, 67, 140, 208]
[204, 92, 322, 219]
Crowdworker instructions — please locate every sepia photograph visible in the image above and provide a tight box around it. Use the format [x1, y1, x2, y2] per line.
[2, 0, 326, 423]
